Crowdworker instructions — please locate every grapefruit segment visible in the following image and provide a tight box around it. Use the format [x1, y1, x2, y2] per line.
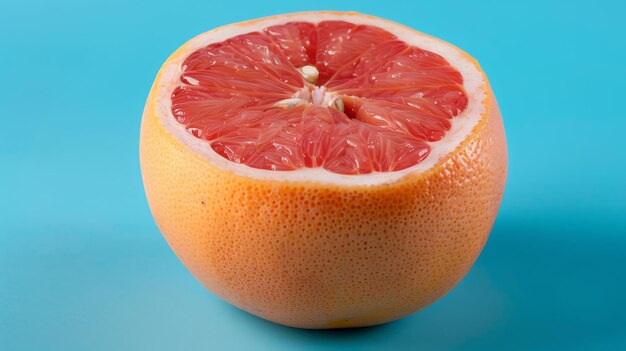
[315, 21, 396, 84]
[323, 39, 409, 87]
[265, 22, 317, 68]
[346, 97, 452, 142]
[324, 121, 430, 174]
[326, 42, 467, 118]
[225, 32, 304, 88]
[180, 34, 303, 93]
[300, 106, 348, 168]
[210, 107, 306, 171]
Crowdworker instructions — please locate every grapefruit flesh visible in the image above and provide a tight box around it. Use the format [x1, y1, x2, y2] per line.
[140, 12, 507, 329]
[171, 21, 467, 174]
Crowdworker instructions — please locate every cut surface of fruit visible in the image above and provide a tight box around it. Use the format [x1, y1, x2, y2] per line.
[160, 13, 486, 181]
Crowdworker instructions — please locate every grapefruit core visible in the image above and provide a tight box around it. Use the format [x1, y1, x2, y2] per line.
[140, 11, 507, 328]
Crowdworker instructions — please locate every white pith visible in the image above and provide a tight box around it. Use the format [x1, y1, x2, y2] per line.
[153, 12, 487, 186]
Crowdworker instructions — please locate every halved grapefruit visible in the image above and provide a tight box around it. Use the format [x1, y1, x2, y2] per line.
[140, 11, 507, 329]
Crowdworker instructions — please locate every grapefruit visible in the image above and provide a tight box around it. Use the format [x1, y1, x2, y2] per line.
[140, 11, 507, 329]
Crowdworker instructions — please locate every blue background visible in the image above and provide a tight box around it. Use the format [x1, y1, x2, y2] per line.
[1, 0, 625, 350]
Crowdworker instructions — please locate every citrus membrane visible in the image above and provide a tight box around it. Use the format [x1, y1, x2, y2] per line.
[170, 21, 468, 175]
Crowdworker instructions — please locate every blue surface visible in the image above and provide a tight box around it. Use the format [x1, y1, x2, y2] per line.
[1, 1, 625, 350]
